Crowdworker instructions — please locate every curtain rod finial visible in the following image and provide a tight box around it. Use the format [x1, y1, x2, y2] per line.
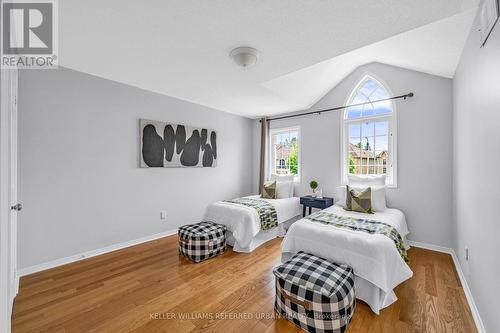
[408, 92, 414, 98]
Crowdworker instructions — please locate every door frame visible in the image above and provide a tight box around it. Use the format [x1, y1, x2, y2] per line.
[9, 69, 19, 301]
[0, 68, 18, 333]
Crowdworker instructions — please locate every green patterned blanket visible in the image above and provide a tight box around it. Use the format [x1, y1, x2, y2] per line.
[305, 211, 408, 262]
[223, 198, 278, 231]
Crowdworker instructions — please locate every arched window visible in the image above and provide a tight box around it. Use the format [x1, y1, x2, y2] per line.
[342, 75, 397, 187]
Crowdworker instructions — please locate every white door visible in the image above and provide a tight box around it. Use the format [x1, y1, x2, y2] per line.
[0, 68, 18, 333]
[9, 70, 19, 304]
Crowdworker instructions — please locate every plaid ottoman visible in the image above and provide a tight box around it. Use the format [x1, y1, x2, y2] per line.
[273, 252, 355, 333]
[178, 222, 226, 263]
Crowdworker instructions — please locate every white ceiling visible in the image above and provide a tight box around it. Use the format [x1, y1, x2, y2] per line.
[263, 9, 477, 112]
[59, 0, 478, 118]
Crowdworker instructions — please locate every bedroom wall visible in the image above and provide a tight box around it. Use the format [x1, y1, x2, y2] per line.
[17, 67, 254, 269]
[253, 62, 454, 248]
[453, 10, 500, 333]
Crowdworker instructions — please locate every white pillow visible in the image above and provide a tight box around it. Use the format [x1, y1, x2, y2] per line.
[276, 181, 293, 199]
[270, 174, 294, 197]
[369, 186, 387, 212]
[336, 185, 387, 212]
[271, 174, 294, 182]
[335, 186, 348, 207]
[348, 174, 386, 186]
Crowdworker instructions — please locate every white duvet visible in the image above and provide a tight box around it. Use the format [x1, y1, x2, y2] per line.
[281, 204, 413, 313]
[203, 195, 301, 251]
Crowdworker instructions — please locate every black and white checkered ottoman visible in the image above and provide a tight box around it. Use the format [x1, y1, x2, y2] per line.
[178, 222, 226, 263]
[273, 252, 356, 333]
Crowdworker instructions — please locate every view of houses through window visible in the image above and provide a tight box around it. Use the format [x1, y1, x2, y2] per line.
[348, 120, 389, 175]
[270, 128, 299, 178]
[343, 75, 395, 182]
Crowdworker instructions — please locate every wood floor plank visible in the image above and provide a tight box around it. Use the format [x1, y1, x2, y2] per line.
[12, 235, 477, 333]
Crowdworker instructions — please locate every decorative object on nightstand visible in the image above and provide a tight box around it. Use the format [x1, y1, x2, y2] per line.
[309, 180, 318, 198]
[300, 195, 334, 217]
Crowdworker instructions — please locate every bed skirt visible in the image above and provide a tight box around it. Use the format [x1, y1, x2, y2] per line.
[281, 252, 397, 314]
[227, 216, 300, 252]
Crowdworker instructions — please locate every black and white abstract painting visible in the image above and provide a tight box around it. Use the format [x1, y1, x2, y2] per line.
[140, 119, 217, 168]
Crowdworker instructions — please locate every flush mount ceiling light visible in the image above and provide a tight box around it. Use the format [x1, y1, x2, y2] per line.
[229, 47, 260, 68]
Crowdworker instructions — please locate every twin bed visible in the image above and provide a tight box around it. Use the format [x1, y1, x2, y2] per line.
[281, 203, 412, 313]
[203, 195, 302, 252]
[203, 182, 413, 314]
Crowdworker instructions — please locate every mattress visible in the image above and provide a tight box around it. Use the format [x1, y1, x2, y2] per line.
[203, 195, 302, 252]
[281, 204, 413, 314]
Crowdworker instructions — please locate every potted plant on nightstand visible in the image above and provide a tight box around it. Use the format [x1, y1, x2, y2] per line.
[309, 180, 318, 198]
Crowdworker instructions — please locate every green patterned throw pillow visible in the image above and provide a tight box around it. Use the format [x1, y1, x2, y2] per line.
[262, 181, 277, 199]
[345, 185, 373, 214]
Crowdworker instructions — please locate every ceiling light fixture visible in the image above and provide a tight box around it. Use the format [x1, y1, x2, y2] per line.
[229, 47, 260, 68]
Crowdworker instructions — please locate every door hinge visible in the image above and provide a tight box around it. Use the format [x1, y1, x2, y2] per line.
[11, 203, 22, 211]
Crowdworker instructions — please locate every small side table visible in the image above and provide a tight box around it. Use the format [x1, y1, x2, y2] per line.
[300, 196, 334, 217]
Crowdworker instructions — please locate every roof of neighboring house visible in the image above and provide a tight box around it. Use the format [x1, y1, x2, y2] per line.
[349, 143, 388, 159]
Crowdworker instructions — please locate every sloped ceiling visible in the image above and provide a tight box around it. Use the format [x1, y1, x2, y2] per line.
[262, 9, 476, 113]
[59, 0, 478, 118]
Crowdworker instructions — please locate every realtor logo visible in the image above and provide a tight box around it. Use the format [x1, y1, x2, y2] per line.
[1, 0, 58, 68]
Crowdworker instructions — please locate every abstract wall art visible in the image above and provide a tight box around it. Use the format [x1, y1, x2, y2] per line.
[140, 119, 217, 168]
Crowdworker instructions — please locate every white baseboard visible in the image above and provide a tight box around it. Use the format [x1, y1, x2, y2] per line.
[408, 240, 486, 333]
[407, 240, 454, 254]
[17, 229, 178, 277]
[10, 272, 19, 317]
[14, 273, 19, 296]
[449, 250, 486, 333]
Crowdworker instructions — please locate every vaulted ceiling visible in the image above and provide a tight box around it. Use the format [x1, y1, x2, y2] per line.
[59, 0, 478, 118]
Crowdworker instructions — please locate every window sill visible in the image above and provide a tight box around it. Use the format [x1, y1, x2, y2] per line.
[340, 181, 397, 189]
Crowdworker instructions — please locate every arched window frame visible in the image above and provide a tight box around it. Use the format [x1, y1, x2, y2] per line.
[341, 73, 398, 187]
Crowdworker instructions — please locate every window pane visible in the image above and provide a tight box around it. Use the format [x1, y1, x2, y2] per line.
[375, 121, 389, 135]
[360, 79, 378, 96]
[370, 86, 390, 100]
[346, 106, 362, 119]
[374, 149, 389, 175]
[352, 92, 368, 104]
[348, 123, 361, 137]
[374, 135, 388, 151]
[272, 130, 299, 176]
[373, 101, 393, 115]
[369, 163, 388, 174]
[345, 78, 393, 119]
[361, 122, 375, 137]
[365, 136, 375, 152]
[349, 137, 361, 147]
[374, 150, 389, 158]
[348, 151, 357, 173]
[361, 104, 374, 117]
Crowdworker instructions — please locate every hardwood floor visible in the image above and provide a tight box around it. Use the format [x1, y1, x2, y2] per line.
[12, 236, 477, 333]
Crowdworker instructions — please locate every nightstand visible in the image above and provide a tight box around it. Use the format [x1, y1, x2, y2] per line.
[300, 196, 334, 217]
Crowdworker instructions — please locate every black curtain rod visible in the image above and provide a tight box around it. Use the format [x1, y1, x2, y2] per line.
[261, 92, 414, 122]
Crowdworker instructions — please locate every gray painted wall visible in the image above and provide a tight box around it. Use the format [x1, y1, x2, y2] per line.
[453, 11, 500, 333]
[253, 62, 454, 247]
[18, 67, 254, 269]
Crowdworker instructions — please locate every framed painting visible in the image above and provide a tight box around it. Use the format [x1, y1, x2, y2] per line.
[140, 119, 217, 168]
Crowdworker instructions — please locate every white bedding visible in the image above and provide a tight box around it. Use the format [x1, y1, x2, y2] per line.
[203, 195, 301, 252]
[281, 204, 413, 314]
